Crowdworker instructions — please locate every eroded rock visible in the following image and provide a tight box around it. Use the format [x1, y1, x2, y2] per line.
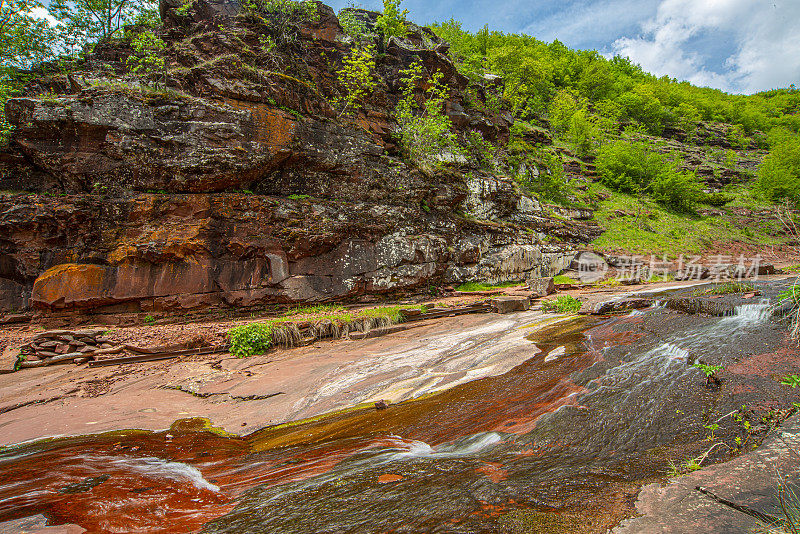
[0, 2, 599, 314]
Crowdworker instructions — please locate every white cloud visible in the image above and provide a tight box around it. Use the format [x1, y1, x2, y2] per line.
[29, 6, 59, 26]
[522, 0, 661, 48]
[611, 0, 800, 93]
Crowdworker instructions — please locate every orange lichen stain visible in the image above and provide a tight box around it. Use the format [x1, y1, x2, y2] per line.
[377, 474, 404, 484]
[476, 462, 508, 483]
[31, 263, 109, 307]
[222, 99, 297, 149]
[472, 501, 508, 518]
[516, 448, 544, 458]
[108, 245, 137, 263]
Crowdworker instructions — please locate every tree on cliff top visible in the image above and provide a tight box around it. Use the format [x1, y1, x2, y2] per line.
[375, 0, 407, 40]
[1, 0, 58, 145]
[0, 0, 57, 68]
[244, 0, 318, 45]
[49, 0, 158, 48]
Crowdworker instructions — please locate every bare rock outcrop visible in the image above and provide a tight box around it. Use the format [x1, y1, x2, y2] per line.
[0, 0, 601, 314]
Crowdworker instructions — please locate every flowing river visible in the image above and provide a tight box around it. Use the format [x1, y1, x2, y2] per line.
[1, 283, 798, 533]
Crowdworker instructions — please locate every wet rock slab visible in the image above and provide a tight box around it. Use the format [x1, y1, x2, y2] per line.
[614, 415, 800, 534]
[0, 310, 547, 446]
[0, 515, 85, 533]
[591, 297, 653, 315]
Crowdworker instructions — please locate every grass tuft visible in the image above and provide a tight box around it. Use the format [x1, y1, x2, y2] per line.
[541, 295, 582, 314]
[282, 304, 345, 317]
[455, 281, 525, 292]
[692, 281, 756, 296]
[753, 483, 800, 534]
[553, 274, 578, 285]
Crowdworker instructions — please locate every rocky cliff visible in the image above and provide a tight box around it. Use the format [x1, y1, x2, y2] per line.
[0, 0, 600, 315]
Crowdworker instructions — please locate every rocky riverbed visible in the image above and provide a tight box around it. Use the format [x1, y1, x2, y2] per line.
[1, 277, 799, 533]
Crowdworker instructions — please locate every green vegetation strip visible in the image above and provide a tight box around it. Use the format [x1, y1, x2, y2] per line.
[541, 295, 582, 314]
[455, 281, 525, 292]
[228, 305, 427, 357]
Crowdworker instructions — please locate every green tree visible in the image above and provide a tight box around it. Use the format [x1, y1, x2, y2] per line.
[49, 0, 158, 48]
[0, 0, 57, 67]
[0, 74, 14, 145]
[476, 23, 489, 56]
[488, 43, 555, 116]
[126, 29, 166, 86]
[375, 0, 407, 40]
[1, 0, 58, 145]
[758, 129, 800, 204]
[548, 89, 579, 134]
[616, 85, 666, 133]
[336, 45, 377, 115]
[395, 61, 460, 168]
[675, 102, 700, 133]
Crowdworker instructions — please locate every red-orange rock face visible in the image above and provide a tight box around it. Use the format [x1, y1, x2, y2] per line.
[0, 2, 601, 314]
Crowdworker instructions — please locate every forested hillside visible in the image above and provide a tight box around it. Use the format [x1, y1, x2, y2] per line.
[432, 20, 800, 254]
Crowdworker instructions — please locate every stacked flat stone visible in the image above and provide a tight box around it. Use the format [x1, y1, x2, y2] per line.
[21, 329, 113, 366]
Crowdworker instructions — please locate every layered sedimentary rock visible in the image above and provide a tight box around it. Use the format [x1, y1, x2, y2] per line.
[0, 1, 600, 314]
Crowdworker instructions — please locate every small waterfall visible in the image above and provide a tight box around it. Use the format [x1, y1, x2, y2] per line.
[628, 300, 666, 316]
[381, 432, 503, 461]
[107, 456, 221, 492]
[659, 343, 690, 361]
[727, 299, 772, 324]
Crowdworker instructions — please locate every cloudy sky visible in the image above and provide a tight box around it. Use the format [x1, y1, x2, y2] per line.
[327, 0, 800, 94]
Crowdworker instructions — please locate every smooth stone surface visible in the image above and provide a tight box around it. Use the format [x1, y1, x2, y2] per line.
[614, 415, 800, 534]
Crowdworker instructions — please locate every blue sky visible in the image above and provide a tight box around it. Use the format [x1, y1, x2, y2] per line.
[326, 0, 800, 94]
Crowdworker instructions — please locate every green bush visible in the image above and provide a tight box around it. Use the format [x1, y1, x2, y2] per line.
[649, 169, 703, 213]
[703, 192, 734, 206]
[126, 30, 166, 86]
[244, 0, 318, 43]
[596, 140, 703, 212]
[0, 75, 14, 146]
[510, 145, 571, 204]
[336, 45, 377, 115]
[229, 323, 274, 357]
[567, 109, 601, 157]
[541, 295, 582, 314]
[726, 124, 749, 149]
[464, 130, 496, 168]
[595, 141, 661, 193]
[395, 61, 461, 168]
[338, 8, 374, 42]
[757, 130, 800, 204]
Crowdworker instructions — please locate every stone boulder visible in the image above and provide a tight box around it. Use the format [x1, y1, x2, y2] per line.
[490, 296, 531, 314]
[527, 277, 555, 297]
